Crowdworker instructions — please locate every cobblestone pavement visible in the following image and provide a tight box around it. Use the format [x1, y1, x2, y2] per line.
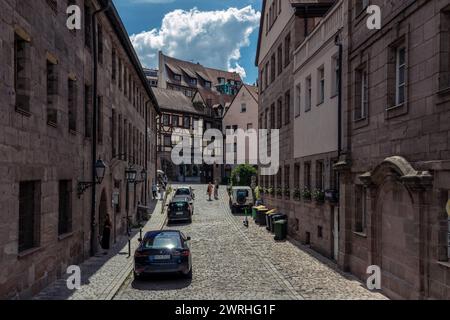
[115, 185, 387, 300]
[33, 198, 167, 300]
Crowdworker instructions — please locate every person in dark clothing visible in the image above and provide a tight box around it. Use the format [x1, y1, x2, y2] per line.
[101, 214, 112, 253]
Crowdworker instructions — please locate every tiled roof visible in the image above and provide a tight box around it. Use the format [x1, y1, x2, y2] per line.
[162, 53, 242, 92]
[151, 88, 203, 115]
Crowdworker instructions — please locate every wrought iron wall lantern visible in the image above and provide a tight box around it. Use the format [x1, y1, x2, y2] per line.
[125, 166, 146, 185]
[77, 159, 107, 198]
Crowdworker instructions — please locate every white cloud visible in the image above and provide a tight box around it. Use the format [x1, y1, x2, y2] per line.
[130, 6, 260, 79]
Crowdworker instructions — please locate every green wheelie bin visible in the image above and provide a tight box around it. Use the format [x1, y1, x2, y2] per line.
[252, 206, 265, 221]
[274, 219, 288, 241]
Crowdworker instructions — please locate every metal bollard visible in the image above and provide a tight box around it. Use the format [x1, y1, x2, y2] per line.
[128, 238, 131, 258]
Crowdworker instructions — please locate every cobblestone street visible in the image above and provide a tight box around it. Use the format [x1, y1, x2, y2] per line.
[114, 185, 387, 300]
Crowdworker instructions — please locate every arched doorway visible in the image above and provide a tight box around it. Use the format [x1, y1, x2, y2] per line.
[98, 190, 108, 248]
[375, 179, 418, 299]
[360, 156, 432, 299]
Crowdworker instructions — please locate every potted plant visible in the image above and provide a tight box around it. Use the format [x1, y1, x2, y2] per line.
[293, 188, 301, 201]
[312, 189, 325, 204]
[284, 188, 291, 198]
[276, 187, 283, 197]
[301, 187, 312, 201]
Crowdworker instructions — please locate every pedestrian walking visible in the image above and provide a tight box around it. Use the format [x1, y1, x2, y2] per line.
[151, 182, 157, 200]
[207, 182, 213, 201]
[214, 180, 219, 200]
[101, 214, 112, 254]
[159, 183, 165, 201]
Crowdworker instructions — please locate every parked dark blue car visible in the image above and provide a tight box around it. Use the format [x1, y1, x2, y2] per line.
[134, 230, 192, 280]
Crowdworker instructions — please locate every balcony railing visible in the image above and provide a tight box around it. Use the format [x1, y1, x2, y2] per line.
[294, 0, 344, 70]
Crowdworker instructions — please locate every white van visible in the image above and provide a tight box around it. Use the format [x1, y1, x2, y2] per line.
[229, 186, 254, 214]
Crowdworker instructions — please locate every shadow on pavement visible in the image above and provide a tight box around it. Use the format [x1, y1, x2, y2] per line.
[131, 274, 192, 291]
[33, 200, 161, 300]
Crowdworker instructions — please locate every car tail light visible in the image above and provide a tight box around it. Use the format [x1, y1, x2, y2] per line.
[134, 251, 147, 258]
[181, 250, 190, 257]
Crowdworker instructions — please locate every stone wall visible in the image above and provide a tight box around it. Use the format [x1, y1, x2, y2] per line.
[0, 0, 158, 299]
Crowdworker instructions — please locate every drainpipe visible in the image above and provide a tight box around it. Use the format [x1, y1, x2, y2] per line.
[144, 101, 149, 206]
[90, 0, 110, 257]
[335, 34, 343, 157]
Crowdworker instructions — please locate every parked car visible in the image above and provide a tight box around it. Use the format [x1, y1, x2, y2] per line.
[229, 186, 254, 214]
[167, 196, 193, 223]
[174, 186, 195, 199]
[173, 186, 195, 213]
[134, 230, 192, 279]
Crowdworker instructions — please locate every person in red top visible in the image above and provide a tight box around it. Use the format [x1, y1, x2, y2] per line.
[207, 182, 213, 201]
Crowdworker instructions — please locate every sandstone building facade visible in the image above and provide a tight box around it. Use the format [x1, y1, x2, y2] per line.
[336, 0, 450, 299]
[0, 0, 159, 299]
[256, 0, 334, 249]
[258, 0, 450, 299]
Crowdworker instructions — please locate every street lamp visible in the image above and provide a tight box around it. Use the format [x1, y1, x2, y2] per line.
[125, 165, 138, 184]
[78, 159, 107, 197]
[125, 166, 146, 185]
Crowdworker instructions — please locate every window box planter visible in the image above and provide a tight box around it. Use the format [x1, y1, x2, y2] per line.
[284, 188, 291, 198]
[301, 188, 312, 201]
[276, 188, 283, 197]
[293, 188, 301, 201]
[312, 189, 325, 204]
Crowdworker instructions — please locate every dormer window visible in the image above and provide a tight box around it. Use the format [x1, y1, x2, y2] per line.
[205, 81, 212, 88]
[189, 78, 197, 85]
[218, 77, 225, 84]
[174, 74, 181, 81]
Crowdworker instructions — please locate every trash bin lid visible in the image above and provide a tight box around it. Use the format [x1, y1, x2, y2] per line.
[266, 209, 277, 215]
[274, 219, 287, 224]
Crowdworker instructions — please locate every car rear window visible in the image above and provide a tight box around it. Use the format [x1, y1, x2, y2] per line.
[170, 202, 188, 210]
[175, 188, 190, 196]
[237, 190, 249, 198]
[142, 232, 181, 249]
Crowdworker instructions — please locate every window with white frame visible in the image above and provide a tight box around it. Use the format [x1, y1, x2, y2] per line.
[318, 66, 325, 105]
[355, 67, 368, 120]
[295, 84, 301, 117]
[332, 55, 339, 96]
[241, 103, 247, 113]
[395, 46, 407, 106]
[355, 0, 370, 15]
[305, 76, 312, 112]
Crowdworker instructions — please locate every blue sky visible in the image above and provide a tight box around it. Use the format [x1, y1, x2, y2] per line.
[113, 0, 262, 84]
